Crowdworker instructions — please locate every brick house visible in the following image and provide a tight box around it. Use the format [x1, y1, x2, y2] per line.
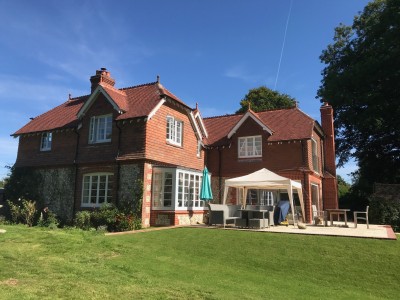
[12, 68, 337, 225]
[203, 105, 338, 223]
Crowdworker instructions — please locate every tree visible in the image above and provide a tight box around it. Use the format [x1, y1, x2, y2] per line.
[236, 86, 296, 113]
[317, 0, 400, 194]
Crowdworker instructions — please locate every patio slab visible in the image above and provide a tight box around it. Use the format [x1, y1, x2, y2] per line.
[106, 222, 397, 240]
[219, 222, 397, 240]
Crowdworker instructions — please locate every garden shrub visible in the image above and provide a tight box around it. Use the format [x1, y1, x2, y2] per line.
[37, 207, 59, 228]
[6, 200, 22, 224]
[91, 204, 119, 231]
[73, 203, 142, 232]
[21, 199, 37, 227]
[74, 211, 92, 230]
[369, 195, 400, 231]
[6, 198, 37, 226]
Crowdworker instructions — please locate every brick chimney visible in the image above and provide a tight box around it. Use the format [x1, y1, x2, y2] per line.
[90, 68, 115, 92]
[320, 102, 336, 176]
[320, 102, 338, 209]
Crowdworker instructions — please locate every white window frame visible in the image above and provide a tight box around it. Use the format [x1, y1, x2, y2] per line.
[239, 189, 275, 206]
[152, 170, 174, 209]
[311, 138, 319, 173]
[152, 167, 205, 210]
[40, 132, 52, 151]
[166, 116, 183, 146]
[177, 170, 203, 209]
[89, 114, 112, 144]
[311, 183, 320, 211]
[238, 135, 262, 158]
[81, 173, 113, 207]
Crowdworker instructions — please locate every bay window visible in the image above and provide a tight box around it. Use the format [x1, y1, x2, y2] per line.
[152, 167, 204, 210]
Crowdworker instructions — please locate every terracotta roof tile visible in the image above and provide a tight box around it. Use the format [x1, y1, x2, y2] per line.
[203, 108, 316, 146]
[13, 81, 187, 135]
[13, 96, 87, 135]
[99, 83, 128, 112]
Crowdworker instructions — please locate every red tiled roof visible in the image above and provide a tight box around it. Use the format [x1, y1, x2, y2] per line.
[13, 96, 88, 135]
[99, 83, 128, 112]
[203, 107, 316, 146]
[13, 82, 187, 135]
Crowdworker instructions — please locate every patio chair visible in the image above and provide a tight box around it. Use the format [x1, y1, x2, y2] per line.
[207, 203, 242, 227]
[312, 205, 327, 226]
[354, 206, 369, 229]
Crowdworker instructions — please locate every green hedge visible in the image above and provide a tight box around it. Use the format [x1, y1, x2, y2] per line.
[369, 195, 400, 232]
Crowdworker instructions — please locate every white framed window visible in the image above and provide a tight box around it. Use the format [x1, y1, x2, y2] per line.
[238, 135, 262, 158]
[152, 170, 174, 208]
[311, 138, 319, 173]
[166, 116, 183, 146]
[243, 189, 275, 206]
[177, 171, 203, 208]
[152, 167, 204, 210]
[40, 132, 52, 151]
[81, 173, 113, 207]
[89, 114, 112, 143]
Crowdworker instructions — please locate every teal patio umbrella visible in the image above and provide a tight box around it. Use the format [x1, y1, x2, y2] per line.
[200, 167, 213, 200]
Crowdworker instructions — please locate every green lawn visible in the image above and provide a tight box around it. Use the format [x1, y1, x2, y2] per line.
[0, 225, 399, 299]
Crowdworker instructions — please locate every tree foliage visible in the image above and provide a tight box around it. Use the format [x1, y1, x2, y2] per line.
[236, 86, 296, 113]
[317, 0, 400, 190]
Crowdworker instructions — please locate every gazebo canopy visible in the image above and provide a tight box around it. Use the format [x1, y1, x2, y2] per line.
[222, 168, 305, 224]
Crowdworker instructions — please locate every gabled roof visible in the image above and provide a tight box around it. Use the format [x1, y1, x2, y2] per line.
[203, 107, 317, 147]
[77, 83, 128, 118]
[13, 81, 190, 136]
[227, 109, 273, 139]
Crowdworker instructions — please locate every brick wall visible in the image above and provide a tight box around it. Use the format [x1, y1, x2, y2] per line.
[15, 130, 77, 167]
[145, 102, 204, 171]
[76, 94, 120, 164]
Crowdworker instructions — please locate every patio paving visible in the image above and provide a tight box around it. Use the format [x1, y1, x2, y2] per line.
[106, 222, 397, 240]
[218, 222, 397, 240]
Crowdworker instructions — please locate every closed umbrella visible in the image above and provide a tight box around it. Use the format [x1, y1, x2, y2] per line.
[200, 167, 213, 200]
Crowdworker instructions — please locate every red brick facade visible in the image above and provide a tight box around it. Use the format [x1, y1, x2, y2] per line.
[13, 69, 338, 226]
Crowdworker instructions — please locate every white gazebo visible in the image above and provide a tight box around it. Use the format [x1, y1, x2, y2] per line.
[222, 168, 305, 225]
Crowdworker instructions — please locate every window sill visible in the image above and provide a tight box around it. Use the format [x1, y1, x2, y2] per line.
[238, 158, 262, 163]
[81, 204, 102, 208]
[166, 141, 183, 148]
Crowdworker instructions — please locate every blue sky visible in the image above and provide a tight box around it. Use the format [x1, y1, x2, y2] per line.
[0, 0, 370, 182]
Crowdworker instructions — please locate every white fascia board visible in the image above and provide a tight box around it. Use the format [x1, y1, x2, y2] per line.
[227, 111, 273, 139]
[194, 111, 208, 138]
[77, 86, 123, 119]
[189, 111, 202, 140]
[147, 97, 166, 120]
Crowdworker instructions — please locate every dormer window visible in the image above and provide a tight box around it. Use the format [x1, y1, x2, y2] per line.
[238, 135, 262, 158]
[89, 114, 112, 144]
[40, 132, 52, 151]
[166, 116, 182, 146]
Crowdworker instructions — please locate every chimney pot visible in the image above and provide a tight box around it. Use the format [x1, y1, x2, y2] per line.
[90, 68, 115, 93]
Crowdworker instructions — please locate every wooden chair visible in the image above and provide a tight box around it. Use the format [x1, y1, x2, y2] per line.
[312, 205, 327, 226]
[354, 206, 369, 229]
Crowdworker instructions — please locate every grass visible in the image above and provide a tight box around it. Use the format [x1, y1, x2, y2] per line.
[0, 225, 399, 299]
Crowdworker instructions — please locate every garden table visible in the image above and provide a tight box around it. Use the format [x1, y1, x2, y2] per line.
[326, 209, 350, 227]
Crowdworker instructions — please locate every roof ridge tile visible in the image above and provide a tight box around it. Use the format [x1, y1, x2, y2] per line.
[119, 81, 158, 91]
